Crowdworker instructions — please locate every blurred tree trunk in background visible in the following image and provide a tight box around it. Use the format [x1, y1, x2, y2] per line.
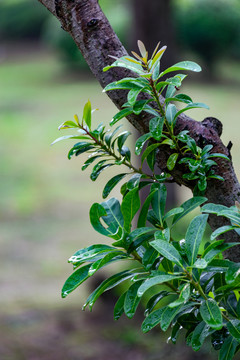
[131, 0, 178, 207]
[131, 0, 177, 70]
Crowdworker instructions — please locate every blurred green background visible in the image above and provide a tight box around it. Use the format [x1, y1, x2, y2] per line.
[1, 0, 240, 359]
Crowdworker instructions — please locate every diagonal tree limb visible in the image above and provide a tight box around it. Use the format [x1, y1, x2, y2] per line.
[37, 0, 240, 260]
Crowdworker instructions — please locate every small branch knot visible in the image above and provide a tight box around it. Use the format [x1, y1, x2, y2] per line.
[202, 117, 223, 137]
[87, 18, 99, 28]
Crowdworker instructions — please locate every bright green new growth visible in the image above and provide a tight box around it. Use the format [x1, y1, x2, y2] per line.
[54, 41, 239, 359]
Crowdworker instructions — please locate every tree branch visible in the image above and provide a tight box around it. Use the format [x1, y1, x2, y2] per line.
[37, 0, 240, 260]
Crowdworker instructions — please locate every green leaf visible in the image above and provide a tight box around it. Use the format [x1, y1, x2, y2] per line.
[185, 214, 208, 265]
[170, 322, 181, 344]
[102, 173, 128, 199]
[138, 272, 184, 297]
[160, 304, 184, 331]
[167, 153, 179, 171]
[141, 307, 166, 333]
[165, 104, 177, 125]
[114, 292, 126, 320]
[51, 135, 88, 145]
[110, 108, 133, 126]
[117, 131, 131, 151]
[83, 270, 135, 311]
[137, 188, 158, 227]
[83, 100, 91, 129]
[218, 210, 240, 227]
[128, 87, 144, 105]
[150, 238, 183, 267]
[219, 336, 238, 360]
[68, 244, 117, 266]
[127, 173, 142, 190]
[90, 163, 114, 181]
[58, 120, 79, 129]
[133, 99, 150, 115]
[201, 203, 228, 214]
[211, 225, 238, 241]
[226, 262, 240, 284]
[135, 133, 152, 155]
[142, 247, 159, 271]
[174, 102, 209, 120]
[227, 320, 240, 342]
[208, 153, 230, 161]
[168, 283, 191, 308]
[141, 143, 160, 166]
[145, 291, 169, 316]
[62, 264, 91, 298]
[159, 61, 202, 78]
[90, 198, 123, 240]
[124, 281, 143, 318]
[104, 78, 143, 92]
[200, 299, 223, 330]
[163, 207, 183, 222]
[192, 258, 208, 269]
[172, 196, 207, 225]
[88, 251, 129, 276]
[82, 155, 102, 171]
[103, 56, 144, 74]
[191, 321, 211, 351]
[149, 116, 164, 141]
[121, 188, 140, 232]
[151, 184, 167, 226]
[146, 147, 156, 171]
[173, 94, 193, 104]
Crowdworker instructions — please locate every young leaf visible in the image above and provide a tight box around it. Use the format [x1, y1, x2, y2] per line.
[124, 281, 143, 318]
[185, 214, 208, 265]
[83, 100, 92, 129]
[51, 135, 88, 145]
[200, 299, 223, 330]
[62, 264, 91, 298]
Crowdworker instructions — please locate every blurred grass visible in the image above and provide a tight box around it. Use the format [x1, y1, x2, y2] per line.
[1, 49, 240, 311]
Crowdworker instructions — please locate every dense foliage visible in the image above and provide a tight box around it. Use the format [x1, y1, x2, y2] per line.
[54, 42, 240, 359]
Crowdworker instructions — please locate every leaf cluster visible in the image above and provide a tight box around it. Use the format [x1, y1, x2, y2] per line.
[54, 42, 238, 359]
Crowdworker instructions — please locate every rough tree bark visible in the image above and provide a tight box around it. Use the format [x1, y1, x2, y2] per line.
[37, 0, 240, 261]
